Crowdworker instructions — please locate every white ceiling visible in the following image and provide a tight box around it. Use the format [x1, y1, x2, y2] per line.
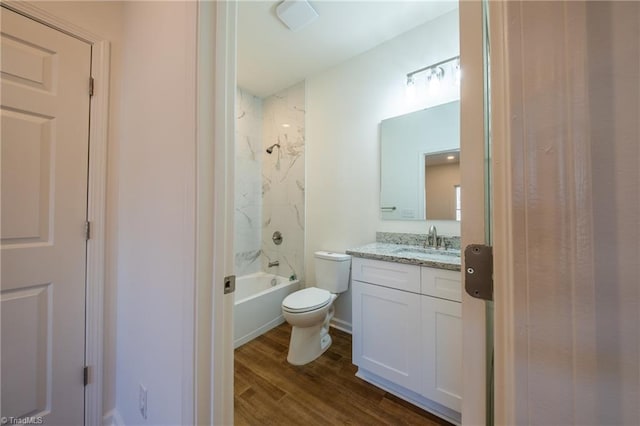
[237, 1, 458, 98]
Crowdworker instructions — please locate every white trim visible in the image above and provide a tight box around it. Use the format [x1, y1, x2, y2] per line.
[2, 0, 103, 43]
[330, 318, 352, 334]
[489, 2, 515, 425]
[1, 2, 110, 425]
[181, 3, 199, 426]
[197, 1, 237, 425]
[213, 2, 237, 423]
[85, 39, 109, 426]
[194, 2, 216, 424]
[459, 1, 488, 424]
[102, 409, 124, 426]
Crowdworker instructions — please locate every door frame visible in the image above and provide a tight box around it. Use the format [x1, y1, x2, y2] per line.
[1, 2, 110, 425]
[195, 1, 237, 424]
[459, 1, 489, 424]
[205, 0, 495, 423]
[489, 2, 517, 424]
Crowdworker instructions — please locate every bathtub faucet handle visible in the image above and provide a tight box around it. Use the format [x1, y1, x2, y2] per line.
[268, 260, 279, 268]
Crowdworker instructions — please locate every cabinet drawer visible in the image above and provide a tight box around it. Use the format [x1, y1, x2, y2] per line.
[352, 257, 420, 293]
[420, 267, 462, 302]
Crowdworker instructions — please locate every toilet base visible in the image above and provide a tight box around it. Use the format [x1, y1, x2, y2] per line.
[286, 322, 333, 365]
[286, 307, 334, 365]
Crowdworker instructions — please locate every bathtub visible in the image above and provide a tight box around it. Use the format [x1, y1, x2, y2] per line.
[234, 272, 300, 348]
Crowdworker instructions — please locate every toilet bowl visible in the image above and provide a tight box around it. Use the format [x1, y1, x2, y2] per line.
[281, 251, 351, 365]
[282, 288, 337, 365]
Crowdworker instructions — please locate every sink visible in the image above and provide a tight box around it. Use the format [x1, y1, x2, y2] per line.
[392, 246, 460, 258]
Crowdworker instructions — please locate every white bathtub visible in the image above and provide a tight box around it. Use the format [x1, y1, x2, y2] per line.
[234, 272, 300, 348]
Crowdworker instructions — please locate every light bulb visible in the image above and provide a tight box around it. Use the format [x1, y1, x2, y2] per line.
[428, 68, 441, 93]
[406, 75, 415, 86]
[406, 80, 417, 100]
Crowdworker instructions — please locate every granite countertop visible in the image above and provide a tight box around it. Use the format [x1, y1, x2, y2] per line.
[346, 242, 461, 272]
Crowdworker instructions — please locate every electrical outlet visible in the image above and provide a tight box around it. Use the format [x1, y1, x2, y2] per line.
[139, 384, 148, 420]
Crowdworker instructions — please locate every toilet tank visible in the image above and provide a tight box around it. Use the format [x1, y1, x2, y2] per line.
[314, 251, 352, 293]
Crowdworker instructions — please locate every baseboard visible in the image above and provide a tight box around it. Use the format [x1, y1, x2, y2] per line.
[330, 317, 352, 334]
[103, 409, 125, 426]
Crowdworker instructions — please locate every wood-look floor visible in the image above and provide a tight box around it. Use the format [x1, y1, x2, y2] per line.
[234, 323, 453, 426]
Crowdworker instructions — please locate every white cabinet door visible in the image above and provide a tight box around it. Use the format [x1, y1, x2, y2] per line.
[352, 280, 421, 393]
[422, 296, 462, 412]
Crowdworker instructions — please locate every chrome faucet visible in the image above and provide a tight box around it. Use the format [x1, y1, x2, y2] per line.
[427, 225, 438, 249]
[268, 260, 279, 268]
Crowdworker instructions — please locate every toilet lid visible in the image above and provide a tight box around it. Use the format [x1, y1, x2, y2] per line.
[282, 287, 331, 313]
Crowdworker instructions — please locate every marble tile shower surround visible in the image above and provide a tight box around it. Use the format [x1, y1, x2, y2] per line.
[235, 88, 264, 276]
[376, 232, 461, 250]
[234, 84, 306, 280]
[261, 82, 306, 282]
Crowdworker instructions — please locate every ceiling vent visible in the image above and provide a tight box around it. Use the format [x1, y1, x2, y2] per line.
[276, 0, 319, 32]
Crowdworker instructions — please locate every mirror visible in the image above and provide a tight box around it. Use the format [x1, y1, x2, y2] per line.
[424, 150, 460, 220]
[380, 100, 460, 221]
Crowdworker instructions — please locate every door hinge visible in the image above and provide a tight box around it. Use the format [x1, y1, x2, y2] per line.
[464, 244, 493, 301]
[89, 77, 95, 97]
[83, 366, 90, 386]
[85, 221, 91, 240]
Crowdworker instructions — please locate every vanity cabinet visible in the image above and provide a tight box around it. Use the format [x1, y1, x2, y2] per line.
[351, 257, 462, 420]
[352, 280, 422, 392]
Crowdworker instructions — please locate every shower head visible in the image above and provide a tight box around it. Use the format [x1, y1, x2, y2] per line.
[266, 143, 280, 154]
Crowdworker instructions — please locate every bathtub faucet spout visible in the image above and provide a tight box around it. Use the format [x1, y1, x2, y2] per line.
[268, 260, 279, 268]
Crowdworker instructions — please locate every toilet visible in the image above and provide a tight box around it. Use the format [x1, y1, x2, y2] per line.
[281, 251, 351, 365]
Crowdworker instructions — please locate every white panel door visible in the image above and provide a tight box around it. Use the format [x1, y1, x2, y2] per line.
[1, 7, 91, 425]
[421, 296, 462, 412]
[352, 280, 421, 393]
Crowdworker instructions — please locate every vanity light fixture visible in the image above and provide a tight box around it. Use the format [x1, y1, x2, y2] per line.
[427, 67, 445, 82]
[282, 123, 291, 128]
[447, 155, 456, 160]
[405, 55, 460, 88]
[427, 66, 445, 92]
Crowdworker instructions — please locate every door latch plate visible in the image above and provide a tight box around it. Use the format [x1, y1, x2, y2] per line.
[224, 275, 236, 294]
[464, 244, 493, 301]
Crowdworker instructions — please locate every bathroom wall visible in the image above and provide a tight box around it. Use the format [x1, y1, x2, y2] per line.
[235, 88, 263, 276]
[306, 9, 459, 328]
[261, 82, 306, 282]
